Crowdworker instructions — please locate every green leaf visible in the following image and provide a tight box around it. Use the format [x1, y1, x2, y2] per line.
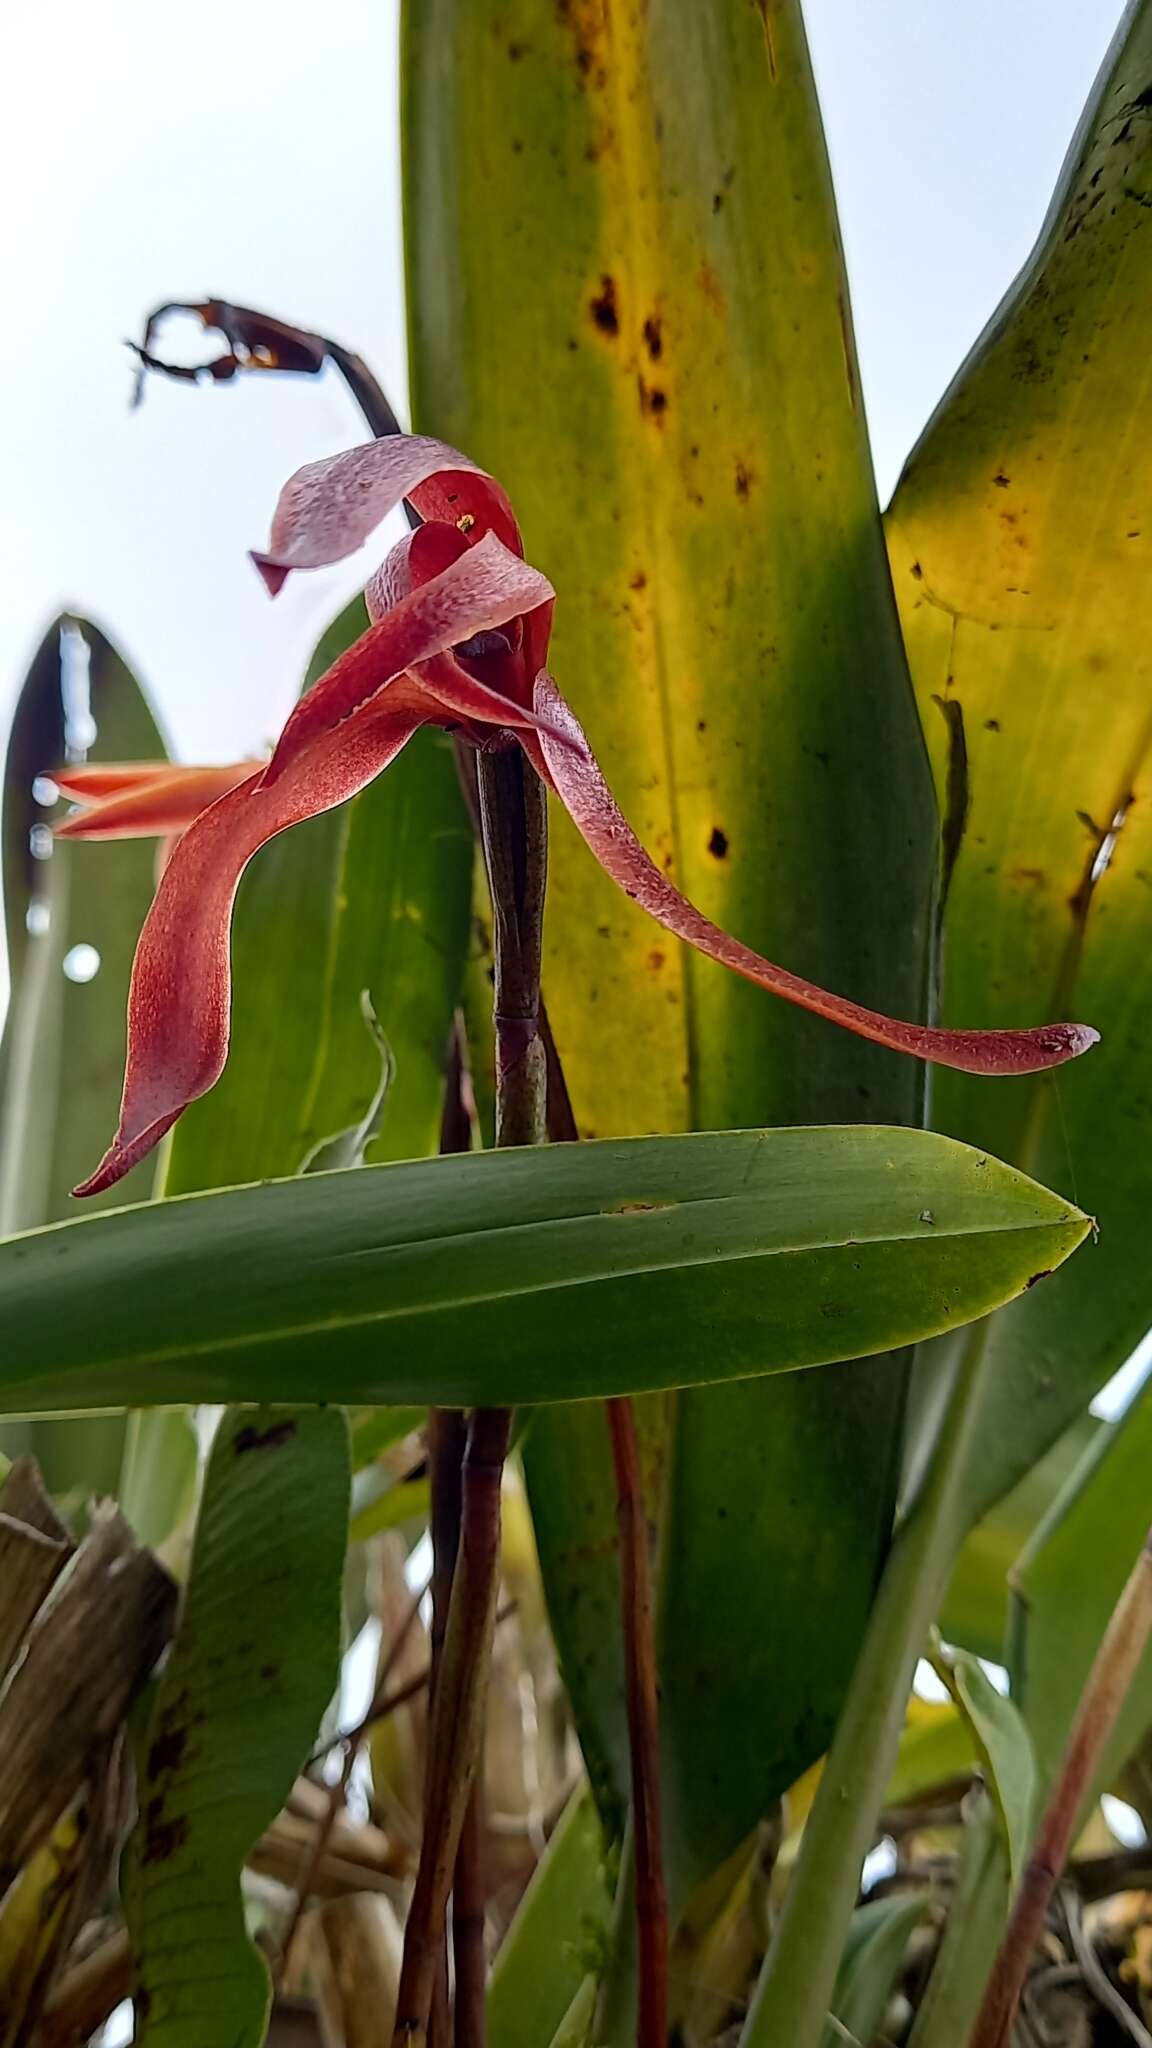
[0, 616, 167, 1498]
[1011, 1379, 1152, 1812]
[487, 1784, 608, 2048]
[404, 0, 938, 1897]
[1, 615, 166, 1227]
[521, 1396, 666, 1843]
[163, 598, 472, 1194]
[945, 1652, 1037, 1884]
[657, 1366, 905, 1898]
[884, 1700, 975, 1811]
[0, 1129, 1088, 1414]
[824, 1894, 928, 2048]
[905, 1793, 1008, 2048]
[887, 0, 1152, 1523]
[941, 1411, 1101, 1662]
[127, 1404, 349, 2048]
[118, 1409, 199, 1552]
[348, 1475, 428, 1544]
[350, 1406, 425, 1470]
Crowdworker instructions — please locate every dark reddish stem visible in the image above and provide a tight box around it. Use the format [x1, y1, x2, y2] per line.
[968, 1520, 1152, 2048]
[607, 1397, 668, 2048]
[427, 1405, 467, 2048]
[393, 751, 544, 2045]
[452, 1777, 488, 2048]
[391, 1408, 512, 2045]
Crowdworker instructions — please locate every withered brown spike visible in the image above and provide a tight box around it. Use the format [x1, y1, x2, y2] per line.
[131, 298, 328, 408]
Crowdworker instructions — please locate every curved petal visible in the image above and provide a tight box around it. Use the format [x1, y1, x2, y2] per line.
[53, 763, 186, 797]
[55, 762, 263, 839]
[74, 689, 431, 1198]
[251, 432, 521, 593]
[261, 531, 553, 787]
[533, 674, 1098, 1078]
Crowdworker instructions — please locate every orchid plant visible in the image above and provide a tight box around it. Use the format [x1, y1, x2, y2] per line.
[4, 3, 1152, 2047]
[60, 434, 1094, 1197]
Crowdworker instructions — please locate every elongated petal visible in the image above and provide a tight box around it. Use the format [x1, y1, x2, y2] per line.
[55, 762, 263, 839]
[260, 532, 553, 787]
[74, 690, 430, 1197]
[251, 432, 520, 593]
[53, 763, 188, 797]
[534, 675, 1098, 1078]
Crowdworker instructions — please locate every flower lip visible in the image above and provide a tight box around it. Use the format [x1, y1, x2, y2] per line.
[454, 628, 516, 661]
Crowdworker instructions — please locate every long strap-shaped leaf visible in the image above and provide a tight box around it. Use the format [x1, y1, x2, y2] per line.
[403, 0, 940, 1905]
[0, 1129, 1086, 1414]
[888, 0, 1152, 1524]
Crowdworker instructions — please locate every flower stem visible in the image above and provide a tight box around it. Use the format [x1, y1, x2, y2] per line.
[476, 749, 548, 1147]
[393, 747, 548, 2046]
[428, 1405, 466, 2048]
[968, 1518, 1152, 2048]
[392, 1408, 512, 2045]
[453, 1776, 489, 2048]
[606, 1397, 668, 2048]
[738, 1319, 994, 2048]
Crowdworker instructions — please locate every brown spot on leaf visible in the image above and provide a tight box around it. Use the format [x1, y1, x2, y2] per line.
[708, 827, 729, 859]
[589, 276, 619, 335]
[642, 315, 663, 361]
[148, 1725, 188, 1777]
[142, 1811, 190, 1865]
[696, 261, 725, 314]
[734, 462, 754, 499]
[985, 718, 1001, 732]
[630, 571, 647, 590]
[638, 377, 668, 421]
[235, 1419, 297, 1455]
[648, 951, 666, 971]
[1025, 1269, 1053, 1290]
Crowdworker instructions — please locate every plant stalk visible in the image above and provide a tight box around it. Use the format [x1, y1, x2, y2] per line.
[453, 1776, 488, 2048]
[428, 1405, 467, 2048]
[606, 1396, 668, 2048]
[392, 746, 547, 2045]
[392, 1407, 512, 2045]
[968, 1518, 1152, 2048]
[739, 1320, 994, 2048]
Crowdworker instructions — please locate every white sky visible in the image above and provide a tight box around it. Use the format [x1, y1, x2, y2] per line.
[0, 0, 1121, 767]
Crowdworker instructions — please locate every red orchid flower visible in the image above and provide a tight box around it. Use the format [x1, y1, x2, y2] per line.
[65, 433, 1096, 1198]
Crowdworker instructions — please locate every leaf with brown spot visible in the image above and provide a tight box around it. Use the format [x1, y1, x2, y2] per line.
[888, 0, 1152, 1525]
[126, 1405, 349, 2048]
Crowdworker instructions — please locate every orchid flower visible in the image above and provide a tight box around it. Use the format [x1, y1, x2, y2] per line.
[64, 433, 1097, 1198]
